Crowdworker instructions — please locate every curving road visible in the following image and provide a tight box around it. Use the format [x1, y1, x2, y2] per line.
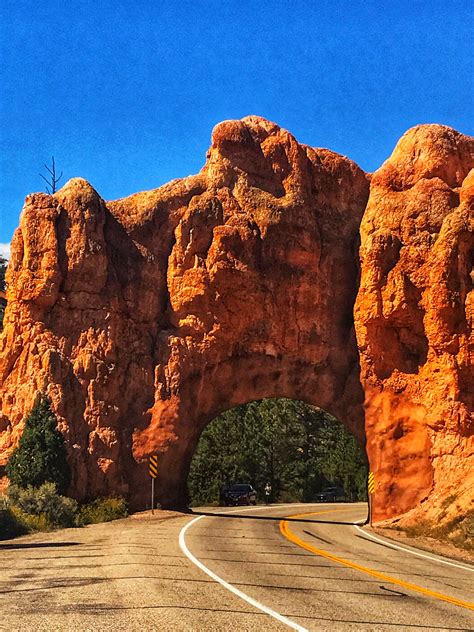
[0, 503, 472, 630]
[182, 503, 473, 630]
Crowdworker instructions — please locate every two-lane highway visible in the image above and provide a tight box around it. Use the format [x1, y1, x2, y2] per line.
[0, 503, 472, 630]
[181, 503, 473, 630]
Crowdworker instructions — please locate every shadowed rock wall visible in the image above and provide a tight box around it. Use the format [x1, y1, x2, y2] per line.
[0, 117, 472, 522]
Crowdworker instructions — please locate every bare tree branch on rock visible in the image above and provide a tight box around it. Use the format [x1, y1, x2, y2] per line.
[40, 156, 63, 194]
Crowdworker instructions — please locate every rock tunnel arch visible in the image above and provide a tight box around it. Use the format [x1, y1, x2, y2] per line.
[125, 118, 369, 513]
[139, 356, 366, 512]
[0, 117, 472, 525]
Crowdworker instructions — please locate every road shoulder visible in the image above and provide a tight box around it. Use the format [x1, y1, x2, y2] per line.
[370, 526, 474, 566]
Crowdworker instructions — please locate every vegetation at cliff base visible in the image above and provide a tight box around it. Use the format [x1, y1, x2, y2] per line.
[6, 393, 71, 494]
[0, 504, 28, 539]
[76, 496, 128, 526]
[188, 398, 368, 506]
[0, 484, 128, 540]
[1, 395, 127, 540]
[7, 482, 77, 529]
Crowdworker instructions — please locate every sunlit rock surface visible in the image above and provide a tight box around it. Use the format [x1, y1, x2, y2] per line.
[0, 117, 472, 523]
[355, 124, 474, 523]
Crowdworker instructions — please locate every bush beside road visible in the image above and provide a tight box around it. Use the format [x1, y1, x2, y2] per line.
[0, 483, 128, 540]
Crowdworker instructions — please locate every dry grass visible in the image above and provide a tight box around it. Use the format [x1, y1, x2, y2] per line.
[392, 510, 473, 553]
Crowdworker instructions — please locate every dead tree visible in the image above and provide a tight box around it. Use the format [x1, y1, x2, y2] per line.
[40, 157, 63, 194]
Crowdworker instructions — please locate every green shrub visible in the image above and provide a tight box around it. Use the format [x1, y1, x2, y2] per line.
[7, 482, 77, 528]
[77, 497, 128, 526]
[2, 486, 128, 539]
[9, 506, 54, 532]
[6, 393, 71, 494]
[0, 507, 28, 540]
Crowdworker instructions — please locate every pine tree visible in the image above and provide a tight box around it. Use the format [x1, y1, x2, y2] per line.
[0, 254, 6, 291]
[6, 394, 71, 494]
[0, 254, 6, 329]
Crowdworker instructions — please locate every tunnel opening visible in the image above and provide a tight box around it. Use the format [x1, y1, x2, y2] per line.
[186, 397, 368, 508]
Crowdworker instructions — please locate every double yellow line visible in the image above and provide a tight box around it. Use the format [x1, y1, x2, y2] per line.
[279, 510, 474, 612]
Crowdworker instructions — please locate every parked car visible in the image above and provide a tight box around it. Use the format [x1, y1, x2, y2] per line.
[315, 486, 346, 502]
[220, 483, 257, 506]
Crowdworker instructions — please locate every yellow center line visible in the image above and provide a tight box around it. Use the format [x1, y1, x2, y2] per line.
[279, 509, 474, 612]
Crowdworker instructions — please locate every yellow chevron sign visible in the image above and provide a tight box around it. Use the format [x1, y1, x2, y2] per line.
[149, 455, 158, 479]
[368, 471, 376, 494]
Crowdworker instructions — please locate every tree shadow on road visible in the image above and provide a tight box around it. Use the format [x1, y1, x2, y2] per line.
[188, 509, 367, 526]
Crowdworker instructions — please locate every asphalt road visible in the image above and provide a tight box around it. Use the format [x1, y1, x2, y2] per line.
[0, 503, 472, 631]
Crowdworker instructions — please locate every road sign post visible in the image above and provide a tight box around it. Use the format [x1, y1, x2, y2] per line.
[367, 471, 375, 527]
[151, 477, 154, 515]
[149, 455, 158, 515]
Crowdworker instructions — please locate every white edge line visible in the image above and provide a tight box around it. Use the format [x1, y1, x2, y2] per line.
[178, 510, 308, 631]
[354, 525, 474, 572]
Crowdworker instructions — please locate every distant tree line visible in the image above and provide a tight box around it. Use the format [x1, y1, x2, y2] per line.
[188, 398, 368, 506]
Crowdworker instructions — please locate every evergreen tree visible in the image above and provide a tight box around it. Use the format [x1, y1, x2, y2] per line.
[0, 254, 6, 329]
[6, 394, 71, 494]
[0, 254, 6, 291]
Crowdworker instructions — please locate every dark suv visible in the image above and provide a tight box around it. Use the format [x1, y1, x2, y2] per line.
[221, 484, 257, 506]
[315, 487, 346, 502]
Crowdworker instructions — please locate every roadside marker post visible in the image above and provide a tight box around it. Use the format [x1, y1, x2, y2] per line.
[367, 471, 375, 527]
[149, 455, 158, 515]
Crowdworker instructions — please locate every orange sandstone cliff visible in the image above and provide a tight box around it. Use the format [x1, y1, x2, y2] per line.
[0, 117, 472, 523]
[0, 117, 369, 509]
[355, 124, 474, 525]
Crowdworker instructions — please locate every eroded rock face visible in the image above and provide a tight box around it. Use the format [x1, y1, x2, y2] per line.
[355, 125, 474, 522]
[0, 116, 369, 509]
[0, 117, 472, 522]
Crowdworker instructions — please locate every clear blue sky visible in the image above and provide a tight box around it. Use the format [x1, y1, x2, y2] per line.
[1, 0, 473, 255]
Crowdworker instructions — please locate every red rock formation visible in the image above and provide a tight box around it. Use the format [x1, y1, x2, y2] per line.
[355, 124, 474, 522]
[0, 116, 369, 508]
[0, 117, 472, 523]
